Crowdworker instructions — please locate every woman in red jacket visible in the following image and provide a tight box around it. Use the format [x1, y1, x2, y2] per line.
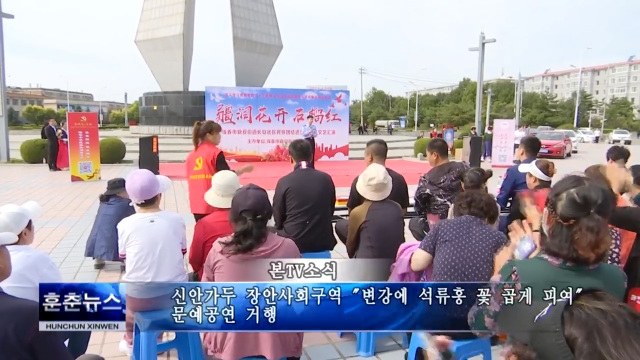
[186, 121, 253, 222]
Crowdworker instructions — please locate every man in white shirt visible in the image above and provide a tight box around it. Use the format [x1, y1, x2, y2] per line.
[594, 129, 602, 143]
[514, 125, 526, 152]
[117, 169, 187, 355]
[0, 201, 91, 358]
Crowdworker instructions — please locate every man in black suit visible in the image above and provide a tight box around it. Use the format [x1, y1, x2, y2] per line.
[271, 139, 337, 255]
[44, 119, 60, 171]
[40, 120, 48, 164]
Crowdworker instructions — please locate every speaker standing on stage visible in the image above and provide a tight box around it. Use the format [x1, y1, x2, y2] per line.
[186, 121, 254, 223]
[302, 115, 318, 168]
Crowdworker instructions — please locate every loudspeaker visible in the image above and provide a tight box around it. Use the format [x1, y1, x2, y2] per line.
[139, 136, 159, 175]
[469, 136, 483, 167]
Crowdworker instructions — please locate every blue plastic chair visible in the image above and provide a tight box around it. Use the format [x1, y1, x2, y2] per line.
[301, 250, 331, 259]
[133, 310, 204, 360]
[407, 333, 492, 360]
[337, 332, 409, 357]
[498, 213, 509, 233]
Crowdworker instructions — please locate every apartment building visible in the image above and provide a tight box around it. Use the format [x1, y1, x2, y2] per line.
[420, 77, 517, 96]
[523, 59, 640, 105]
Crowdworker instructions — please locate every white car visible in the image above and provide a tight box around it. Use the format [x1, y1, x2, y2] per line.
[576, 129, 596, 143]
[560, 130, 579, 153]
[609, 129, 632, 145]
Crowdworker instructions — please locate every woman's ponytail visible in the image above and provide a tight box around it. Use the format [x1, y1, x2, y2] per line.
[192, 121, 203, 149]
[221, 214, 269, 254]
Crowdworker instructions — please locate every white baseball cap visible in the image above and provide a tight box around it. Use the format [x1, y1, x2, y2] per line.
[204, 170, 241, 209]
[0, 201, 42, 245]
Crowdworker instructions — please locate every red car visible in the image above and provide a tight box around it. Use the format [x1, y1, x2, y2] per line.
[536, 131, 573, 159]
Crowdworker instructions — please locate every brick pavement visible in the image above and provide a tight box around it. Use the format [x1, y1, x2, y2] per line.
[0, 164, 502, 360]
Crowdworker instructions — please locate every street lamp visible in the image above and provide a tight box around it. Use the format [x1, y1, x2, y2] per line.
[97, 86, 107, 127]
[571, 47, 592, 128]
[469, 32, 496, 136]
[409, 81, 419, 132]
[0, 1, 14, 163]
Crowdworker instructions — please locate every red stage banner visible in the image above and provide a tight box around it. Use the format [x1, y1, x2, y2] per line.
[67, 112, 101, 182]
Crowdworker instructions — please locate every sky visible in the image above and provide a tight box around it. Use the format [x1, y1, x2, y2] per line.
[4, 0, 640, 103]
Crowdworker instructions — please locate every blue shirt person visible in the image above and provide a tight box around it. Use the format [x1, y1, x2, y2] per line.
[302, 115, 318, 167]
[302, 120, 317, 139]
[496, 136, 542, 210]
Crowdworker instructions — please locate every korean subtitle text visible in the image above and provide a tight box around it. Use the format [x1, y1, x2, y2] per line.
[268, 260, 338, 281]
[358, 286, 408, 306]
[41, 291, 123, 313]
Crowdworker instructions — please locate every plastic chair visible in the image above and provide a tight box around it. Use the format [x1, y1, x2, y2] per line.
[133, 310, 204, 360]
[407, 333, 492, 360]
[498, 213, 509, 233]
[301, 250, 331, 259]
[337, 332, 409, 357]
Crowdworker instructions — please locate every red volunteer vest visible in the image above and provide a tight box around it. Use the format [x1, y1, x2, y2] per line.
[186, 142, 221, 214]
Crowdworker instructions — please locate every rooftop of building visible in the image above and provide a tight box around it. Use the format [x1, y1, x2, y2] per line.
[527, 58, 640, 78]
[8, 86, 92, 96]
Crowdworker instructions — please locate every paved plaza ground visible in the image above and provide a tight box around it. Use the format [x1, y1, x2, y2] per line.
[0, 141, 633, 360]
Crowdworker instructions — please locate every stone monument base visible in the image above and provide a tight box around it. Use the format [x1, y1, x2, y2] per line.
[137, 90, 205, 135]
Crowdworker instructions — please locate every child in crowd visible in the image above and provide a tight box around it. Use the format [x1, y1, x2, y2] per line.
[0, 201, 91, 358]
[85, 178, 135, 270]
[117, 169, 188, 355]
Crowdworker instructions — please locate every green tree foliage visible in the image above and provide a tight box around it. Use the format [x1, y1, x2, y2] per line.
[21, 105, 59, 125]
[349, 79, 637, 129]
[7, 107, 19, 126]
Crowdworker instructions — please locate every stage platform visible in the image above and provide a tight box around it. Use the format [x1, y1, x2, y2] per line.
[159, 159, 429, 190]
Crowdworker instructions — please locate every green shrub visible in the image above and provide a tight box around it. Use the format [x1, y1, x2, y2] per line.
[557, 123, 575, 130]
[100, 138, 127, 164]
[20, 139, 47, 164]
[454, 139, 464, 149]
[414, 138, 431, 156]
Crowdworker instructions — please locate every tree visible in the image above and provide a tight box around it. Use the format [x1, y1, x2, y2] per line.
[127, 100, 140, 123]
[21, 105, 46, 125]
[109, 109, 125, 125]
[7, 107, 19, 126]
[605, 97, 635, 130]
[73, 105, 83, 112]
[55, 108, 67, 123]
[354, 77, 634, 131]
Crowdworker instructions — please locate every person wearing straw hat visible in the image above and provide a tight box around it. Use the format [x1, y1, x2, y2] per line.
[189, 170, 240, 280]
[345, 163, 404, 262]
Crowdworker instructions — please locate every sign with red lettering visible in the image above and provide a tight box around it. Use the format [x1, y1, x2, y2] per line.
[205, 87, 350, 162]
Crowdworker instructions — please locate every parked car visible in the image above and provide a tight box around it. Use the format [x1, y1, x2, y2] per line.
[609, 129, 632, 145]
[528, 128, 539, 137]
[559, 130, 579, 153]
[537, 131, 572, 159]
[576, 129, 596, 143]
[537, 126, 554, 132]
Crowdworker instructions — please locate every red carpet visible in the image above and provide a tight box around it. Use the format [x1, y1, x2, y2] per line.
[160, 160, 430, 190]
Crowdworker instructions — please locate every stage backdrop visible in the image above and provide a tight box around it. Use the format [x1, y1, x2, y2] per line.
[205, 87, 350, 162]
[67, 112, 101, 182]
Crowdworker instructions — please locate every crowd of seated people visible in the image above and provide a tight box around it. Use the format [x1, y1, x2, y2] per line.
[187, 135, 640, 359]
[6, 128, 640, 360]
